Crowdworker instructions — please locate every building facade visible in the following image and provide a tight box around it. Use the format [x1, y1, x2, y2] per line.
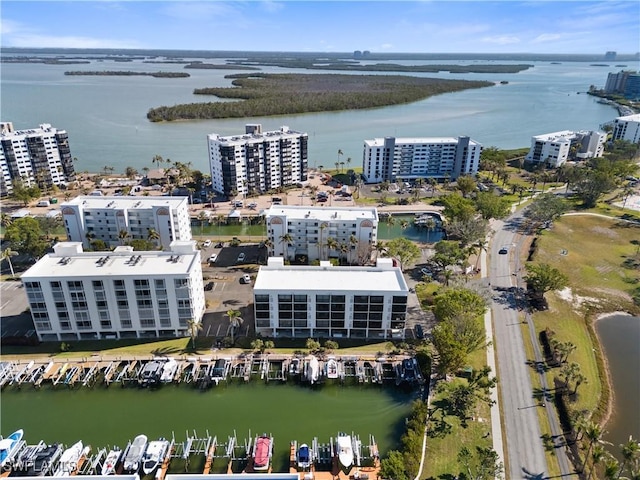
[362, 135, 481, 183]
[612, 114, 640, 144]
[525, 130, 607, 167]
[265, 205, 378, 264]
[0, 122, 75, 197]
[21, 241, 205, 342]
[61, 195, 192, 250]
[253, 257, 408, 339]
[208, 124, 308, 197]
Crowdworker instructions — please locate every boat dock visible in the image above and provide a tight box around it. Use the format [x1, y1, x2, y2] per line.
[0, 354, 422, 391]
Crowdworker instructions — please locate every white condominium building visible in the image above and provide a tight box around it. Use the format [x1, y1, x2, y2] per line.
[0, 122, 76, 197]
[208, 124, 308, 197]
[525, 130, 607, 167]
[21, 241, 205, 342]
[253, 257, 408, 339]
[363, 135, 481, 183]
[265, 205, 378, 264]
[61, 195, 192, 250]
[611, 114, 640, 144]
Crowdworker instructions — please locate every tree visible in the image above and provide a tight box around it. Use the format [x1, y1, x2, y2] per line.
[587, 444, 607, 480]
[523, 193, 568, 229]
[1, 213, 13, 229]
[147, 228, 160, 246]
[475, 192, 510, 220]
[379, 450, 408, 480]
[4, 217, 48, 259]
[432, 240, 466, 270]
[225, 309, 242, 345]
[433, 287, 488, 325]
[525, 263, 568, 297]
[619, 436, 640, 478]
[458, 445, 504, 480]
[574, 169, 618, 208]
[439, 194, 477, 222]
[279, 233, 293, 261]
[326, 236, 338, 257]
[128, 239, 156, 251]
[456, 175, 477, 197]
[306, 338, 320, 353]
[337, 149, 343, 172]
[383, 237, 421, 271]
[10, 180, 41, 206]
[1, 248, 19, 277]
[582, 421, 606, 473]
[198, 211, 208, 235]
[431, 321, 468, 375]
[186, 319, 202, 349]
[323, 340, 339, 351]
[125, 166, 138, 179]
[118, 229, 130, 245]
[444, 217, 489, 248]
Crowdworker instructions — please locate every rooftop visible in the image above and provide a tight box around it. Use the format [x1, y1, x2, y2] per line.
[265, 205, 378, 222]
[365, 136, 479, 146]
[21, 242, 200, 279]
[617, 113, 640, 122]
[62, 195, 188, 210]
[208, 125, 307, 144]
[254, 258, 407, 293]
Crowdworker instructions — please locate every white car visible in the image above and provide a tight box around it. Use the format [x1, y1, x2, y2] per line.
[203, 239, 212, 248]
[208, 254, 218, 263]
[242, 274, 251, 284]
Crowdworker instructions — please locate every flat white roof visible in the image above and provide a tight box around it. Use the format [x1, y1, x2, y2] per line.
[265, 205, 378, 222]
[365, 137, 478, 147]
[254, 264, 408, 293]
[22, 249, 199, 279]
[208, 126, 307, 144]
[62, 195, 188, 209]
[617, 113, 640, 122]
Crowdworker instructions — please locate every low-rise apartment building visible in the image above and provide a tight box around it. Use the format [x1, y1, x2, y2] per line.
[525, 130, 606, 167]
[61, 195, 192, 250]
[265, 205, 378, 264]
[21, 241, 204, 342]
[253, 257, 408, 339]
[208, 124, 308, 197]
[363, 135, 481, 183]
[611, 113, 640, 144]
[0, 122, 75, 197]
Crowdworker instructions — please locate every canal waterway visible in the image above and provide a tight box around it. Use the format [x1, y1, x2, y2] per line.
[595, 314, 640, 454]
[1, 55, 626, 175]
[0, 381, 415, 472]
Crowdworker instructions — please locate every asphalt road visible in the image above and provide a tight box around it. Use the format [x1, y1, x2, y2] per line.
[490, 215, 549, 480]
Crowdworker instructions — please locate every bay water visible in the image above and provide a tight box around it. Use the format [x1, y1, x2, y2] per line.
[0, 55, 630, 176]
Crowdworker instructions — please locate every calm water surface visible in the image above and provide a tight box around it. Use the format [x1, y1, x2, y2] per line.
[595, 315, 640, 452]
[1, 57, 632, 174]
[0, 381, 415, 472]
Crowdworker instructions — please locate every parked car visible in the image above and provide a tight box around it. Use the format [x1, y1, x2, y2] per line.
[208, 254, 218, 263]
[414, 324, 425, 339]
[204, 281, 214, 291]
[237, 252, 245, 262]
[242, 274, 251, 284]
[215, 242, 224, 248]
[203, 239, 212, 248]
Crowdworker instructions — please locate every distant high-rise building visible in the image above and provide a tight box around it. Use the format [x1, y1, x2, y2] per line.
[612, 114, 640, 144]
[363, 135, 482, 183]
[604, 70, 638, 96]
[0, 122, 76, 197]
[208, 124, 308, 197]
[604, 51, 617, 61]
[623, 74, 640, 100]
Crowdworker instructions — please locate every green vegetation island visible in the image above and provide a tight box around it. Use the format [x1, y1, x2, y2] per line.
[183, 62, 260, 70]
[146, 73, 493, 122]
[64, 70, 190, 78]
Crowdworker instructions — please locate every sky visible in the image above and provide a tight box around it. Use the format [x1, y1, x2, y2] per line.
[1, 1, 639, 54]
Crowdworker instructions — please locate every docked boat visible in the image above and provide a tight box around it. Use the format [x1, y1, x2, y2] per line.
[297, 443, 311, 469]
[326, 358, 338, 379]
[15, 443, 62, 476]
[160, 359, 178, 383]
[253, 434, 272, 472]
[122, 434, 147, 473]
[289, 358, 300, 377]
[138, 361, 164, 387]
[101, 448, 122, 475]
[141, 439, 169, 475]
[306, 356, 319, 384]
[53, 441, 83, 476]
[0, 429, 24, 468]
[335, 432, 354, 470]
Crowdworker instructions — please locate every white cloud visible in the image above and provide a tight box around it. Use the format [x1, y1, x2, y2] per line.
[159, 2, 240, 21]
[380, 43, 393, 50]
[531, 33, 563, 44]
[7, 33, 144, 49]
[482, 35, 520, 45]
[259, 0, 284, 13]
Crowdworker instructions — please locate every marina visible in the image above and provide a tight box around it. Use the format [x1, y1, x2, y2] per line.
[0, 354, 423, 391]
[0, 430, 380, 478]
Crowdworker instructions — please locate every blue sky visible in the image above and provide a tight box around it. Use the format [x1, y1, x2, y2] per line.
[1, 1, 639, 54]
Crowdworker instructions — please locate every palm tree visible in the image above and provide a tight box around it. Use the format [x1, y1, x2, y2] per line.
[198, 211, 208, 235]
[400, 220, 409, 231]
[262, 238, 274, 258]
[339, 161, 345, 173]
[1, 248, 19, 277]
[619, 436, 640, 479]
[1, 213, 13, 229]
[225, 309, 242, 345]
[337, 149, 343, 172]
[186, 319, 202, 350]
[326, 237, 338, 258]
[349, 234, 359, 264]
[588, 444, 607, 480]
[428, 177, 438, 197]
[318, 222, 328, 260]
[604, 456, 620, 480]
[339, 242, 349, 264]
[424, 217, 437, 243]
[147, 228, 160, 247]
[334, 161, 340, 173]
[346, 157, 351, 170]
[582, 421, 606, 473]
[118, 229, 130, 245]
[279, 233, 293, 261]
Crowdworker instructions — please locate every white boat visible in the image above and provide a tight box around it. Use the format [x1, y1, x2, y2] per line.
[141, 439, 169, 475]
[53, 441, 83, 476]
[326, 358, 338, 379]
[0, 429, 24, 468]
[335, 432, 354, 470]
[306, 356, 319, 384]
[123, 434, 147, 473]
[160, 359, 178, 383]
[101, 448, 122, 475]
[252, 434, 272, 472]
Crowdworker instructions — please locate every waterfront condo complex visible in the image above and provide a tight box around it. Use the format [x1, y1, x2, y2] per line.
[362, 135, 481, 183]
[208, 124, 308, 197]
[0, 122, 76, 197]
[611, 113, 640, 144]
[21, 241, 205, 342]
[253, 257, 408, 339]
[524, 130, 607, 167]
[61, 195, 192, 250]
[265, 205, 378, 264]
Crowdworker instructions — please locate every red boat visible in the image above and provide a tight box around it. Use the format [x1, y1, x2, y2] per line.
[253, 434, 272, 471]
